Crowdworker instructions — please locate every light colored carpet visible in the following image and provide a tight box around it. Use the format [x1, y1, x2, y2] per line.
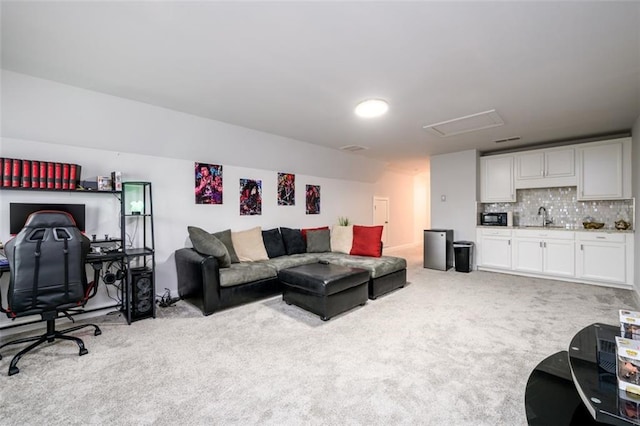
[0, 246, 637, 425]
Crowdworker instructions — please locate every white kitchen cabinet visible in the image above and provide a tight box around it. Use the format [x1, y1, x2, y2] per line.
[515, 147, 576, 189]
[577, 138, 631, 200]
[476, 228, 512, 270]
[480, 155, 515, 202]
[576, 232, 628, 284]
[512, 229, 574, 277]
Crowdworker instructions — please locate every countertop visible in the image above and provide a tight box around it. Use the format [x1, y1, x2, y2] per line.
[476, 225, 634, 233]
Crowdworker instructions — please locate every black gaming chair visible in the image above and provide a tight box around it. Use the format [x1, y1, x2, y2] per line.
[0, 210, 101, 376]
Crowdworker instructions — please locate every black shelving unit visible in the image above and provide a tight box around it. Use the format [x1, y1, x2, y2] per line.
[120, 181, 155, 324]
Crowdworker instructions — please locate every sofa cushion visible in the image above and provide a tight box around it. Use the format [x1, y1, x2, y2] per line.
[263, 253, 320, 272]
[350, 225, 383, 257]
[262, 228, 287, 258]
[306, 229, 331, 253]
[219, 261, 278, 287]
[231, 226, 269, 262]
[280, 227, 306, 255]
[330, 225, 353, 253]
[212, 229, 240, 264]
[317, 253, 406, 279]
[301, 226, 329, 242]
[187, 226, 231, 268]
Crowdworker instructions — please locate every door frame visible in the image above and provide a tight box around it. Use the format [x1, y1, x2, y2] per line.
[373, 196, 390, 246]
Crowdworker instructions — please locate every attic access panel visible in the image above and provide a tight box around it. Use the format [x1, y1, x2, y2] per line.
[423, 109, 504, 137]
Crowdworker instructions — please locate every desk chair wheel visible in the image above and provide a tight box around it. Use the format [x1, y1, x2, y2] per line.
[79, 347, 88, 356]
[94, 329, 102, 336]
[8, 366, 19, 376]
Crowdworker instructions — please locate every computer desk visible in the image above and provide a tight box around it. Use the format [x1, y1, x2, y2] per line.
[0, 250, 125, 330]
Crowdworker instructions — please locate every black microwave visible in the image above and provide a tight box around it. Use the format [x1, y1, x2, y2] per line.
[480, 212, 508, 226]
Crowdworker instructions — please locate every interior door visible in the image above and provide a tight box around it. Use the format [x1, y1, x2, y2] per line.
[373, 197, 389, 246]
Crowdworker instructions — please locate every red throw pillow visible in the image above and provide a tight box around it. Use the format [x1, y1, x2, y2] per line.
[301, 226, 329, 242]
[350, 225, 383, 257]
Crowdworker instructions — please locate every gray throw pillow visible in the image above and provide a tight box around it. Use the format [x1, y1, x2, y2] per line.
[212, 229, 240, 263]
[187, 226, 231, 268]
[306, 229, 331, 253]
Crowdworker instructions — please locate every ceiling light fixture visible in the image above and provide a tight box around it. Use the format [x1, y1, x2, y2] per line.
[355, 99, 389, 118]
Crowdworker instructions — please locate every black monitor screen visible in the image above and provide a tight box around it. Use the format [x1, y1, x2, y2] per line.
[10, 203, 86, 234]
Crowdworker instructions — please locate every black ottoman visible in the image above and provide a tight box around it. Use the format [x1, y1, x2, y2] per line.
[279, 263, 369, 321]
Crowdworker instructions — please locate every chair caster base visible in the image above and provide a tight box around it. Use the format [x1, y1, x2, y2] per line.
[94, 329, 102, 336]
[8, 366, 19, 376]
[321, 316, 329, 321]
[79, 348, 88, 356]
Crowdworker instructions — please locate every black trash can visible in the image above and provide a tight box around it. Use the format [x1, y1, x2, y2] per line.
[453, 241, 474, 273]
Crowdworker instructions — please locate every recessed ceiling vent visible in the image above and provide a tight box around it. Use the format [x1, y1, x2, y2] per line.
[494, 136, 521, 144]
[340, 145, 369, 152]
[423, 109, 505, 137]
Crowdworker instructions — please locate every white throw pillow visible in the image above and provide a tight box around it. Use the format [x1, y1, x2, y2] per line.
[231, 226, 269, 262]
[331, 225, 354, 253]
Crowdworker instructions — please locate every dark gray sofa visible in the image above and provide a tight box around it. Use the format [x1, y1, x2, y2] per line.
[175, 249, 407, 316]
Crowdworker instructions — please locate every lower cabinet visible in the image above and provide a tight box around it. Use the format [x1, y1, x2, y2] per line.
[512, 230, 575, 277]
[477, 227, 633, 288]
[476, 228, 512, 270]
[575, 233, 628, 284]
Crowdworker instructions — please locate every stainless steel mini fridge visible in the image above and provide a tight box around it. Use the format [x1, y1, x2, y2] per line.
[423, 229, 454, 270]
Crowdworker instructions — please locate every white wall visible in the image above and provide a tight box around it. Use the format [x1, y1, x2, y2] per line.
[2, 71, 385, 183]
[429, 149, 479, 243]
[413, 165, 430, 243]
[373, 169, 416, 249]
[632, 114, 640, 296]
[0, 71, 422, 330]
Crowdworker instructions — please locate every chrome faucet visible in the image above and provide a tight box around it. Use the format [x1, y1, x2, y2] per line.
[537, 206, 553, 227]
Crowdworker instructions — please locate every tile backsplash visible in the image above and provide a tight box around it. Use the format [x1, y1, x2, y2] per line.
[481, 187, 634, 229]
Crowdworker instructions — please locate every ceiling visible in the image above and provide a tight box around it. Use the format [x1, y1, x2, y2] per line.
[2, 1, 640, 174]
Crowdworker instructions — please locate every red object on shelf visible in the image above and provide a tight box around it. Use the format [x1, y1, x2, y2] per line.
[11, 159, 21, 187]
[2, 158, 11, 187]
[69, 164, 78, 190]
[47, 162, 54, 188]
[31, 160, 39, 188]
[39, 161, 47, 188]
[62, 163, 70, 189]
[54, 162, 62, 189]
[22, 160, 31, 188]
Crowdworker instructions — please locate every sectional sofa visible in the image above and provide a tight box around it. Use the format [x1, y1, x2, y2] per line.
[175, 225, 407, 316]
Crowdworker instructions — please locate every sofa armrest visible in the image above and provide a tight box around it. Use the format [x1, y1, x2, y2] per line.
[175, 248, 222, 315]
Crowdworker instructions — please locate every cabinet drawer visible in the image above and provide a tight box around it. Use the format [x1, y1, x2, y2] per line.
[480, 228, 512, 237]
[514, 229, 574, 240]
[576, 232, 626, 243]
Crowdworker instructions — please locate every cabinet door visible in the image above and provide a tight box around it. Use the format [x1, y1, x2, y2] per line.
[543, 239, 575, 277]
[517, 152, 544, 180]
[545, 148, 575, 178]
[481, 156, 515, 202]
[576, 241, 626, 284]
[513, 238, 543, 273]
[480, 236, 512, 269]
[578, 142, 623, 200]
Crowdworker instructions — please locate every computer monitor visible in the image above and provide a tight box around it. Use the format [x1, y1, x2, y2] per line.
[9, 203, 86, 234]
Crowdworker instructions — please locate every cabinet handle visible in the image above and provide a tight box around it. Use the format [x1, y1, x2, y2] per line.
[539, 241, 543, 248]
[544, 242, 547, 248]
[508, 239, 511, 246]
[596, 236, 605, 239]
[580, 244, 583, 251]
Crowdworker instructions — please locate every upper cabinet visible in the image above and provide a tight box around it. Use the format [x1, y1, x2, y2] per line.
[480, 154, 515, 202]
[577, 138, 631, 200]
[515, 147, 576, 189]
[480, 137, 632, 202]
